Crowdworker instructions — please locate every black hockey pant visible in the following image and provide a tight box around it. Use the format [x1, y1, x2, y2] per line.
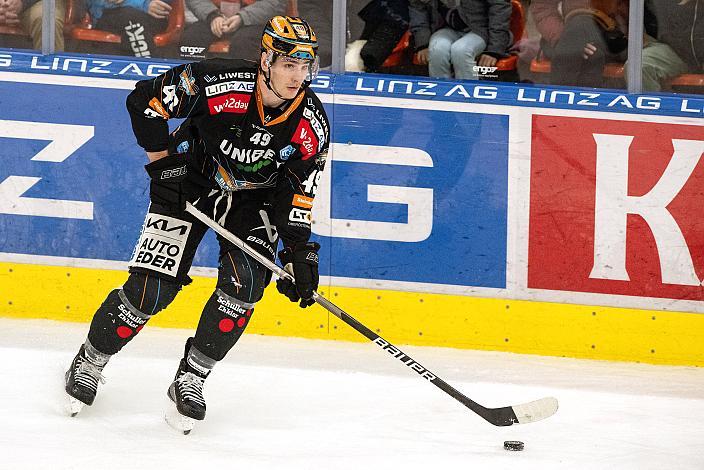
[86, 188, 277, 362]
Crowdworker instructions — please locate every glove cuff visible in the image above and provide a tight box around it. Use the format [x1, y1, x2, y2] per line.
[283, 241, 320, 251]
[278, 242, 320, 265]
[144, 154, 188, 181]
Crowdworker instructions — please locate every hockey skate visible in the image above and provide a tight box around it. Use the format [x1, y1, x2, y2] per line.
[64, 344, 108, 417]
[165, 357, 210, 435]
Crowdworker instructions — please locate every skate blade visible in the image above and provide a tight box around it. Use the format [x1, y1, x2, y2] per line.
[165, 399, 196, 435]
[65, 394, 85, 417]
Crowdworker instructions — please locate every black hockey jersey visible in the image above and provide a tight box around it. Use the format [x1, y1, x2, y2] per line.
[125, 58, 330, 248]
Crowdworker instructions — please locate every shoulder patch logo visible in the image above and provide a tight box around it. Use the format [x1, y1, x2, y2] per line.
[178, 66, 199, 96]
[279, 145, 295, 160]
[176, 141, 190, 153]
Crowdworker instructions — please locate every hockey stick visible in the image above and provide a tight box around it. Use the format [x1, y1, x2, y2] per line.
[185, 202, 558, 426]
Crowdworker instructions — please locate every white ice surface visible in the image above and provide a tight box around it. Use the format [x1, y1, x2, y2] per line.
[2, 318, 703, 470]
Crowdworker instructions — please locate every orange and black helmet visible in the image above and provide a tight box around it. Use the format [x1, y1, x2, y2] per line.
[261, 16, 318, 61]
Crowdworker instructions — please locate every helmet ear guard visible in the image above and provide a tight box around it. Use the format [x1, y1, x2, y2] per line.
[307, 56, 320, 82]
[263, 49, 274, 68]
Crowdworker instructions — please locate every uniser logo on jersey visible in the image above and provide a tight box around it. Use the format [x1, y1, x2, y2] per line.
[205, 80, 254, 97]
[208, 93, 251, 114]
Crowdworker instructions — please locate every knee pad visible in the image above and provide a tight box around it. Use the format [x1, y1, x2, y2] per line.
[192, 250, 271, 362]
[218, 249, 271, 304]
[87, 273, 181, 355]
[122, 271, 181, 315]
[192, 288, 255, 361]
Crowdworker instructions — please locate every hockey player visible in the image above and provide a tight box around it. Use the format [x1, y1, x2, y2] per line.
[64, 15, 330, 433]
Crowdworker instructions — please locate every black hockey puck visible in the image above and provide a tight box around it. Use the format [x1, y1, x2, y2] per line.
[503, 440, 524, 451]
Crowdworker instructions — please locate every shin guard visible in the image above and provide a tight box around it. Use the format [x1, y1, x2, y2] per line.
[87, 289, 152, 355]
[87, 273, 181, 355]
[192, 288, 255, 361]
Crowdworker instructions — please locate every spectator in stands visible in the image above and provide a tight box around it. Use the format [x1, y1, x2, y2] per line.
[632, 0, 704, 92]
[297, 0, 332, 68]
[0, 0, 65, 50]
[346, 0, 410, 73]
[177, 0, 285, 60]
[530, 0, 629, 88]
[0, 0, 26, 33]
[84, 0, 172, 58]
[409, 0, 512, 80]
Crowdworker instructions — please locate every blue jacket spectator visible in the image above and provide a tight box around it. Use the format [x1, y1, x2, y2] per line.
[88, 0, 158, 25]
[80, 0, 173, 57]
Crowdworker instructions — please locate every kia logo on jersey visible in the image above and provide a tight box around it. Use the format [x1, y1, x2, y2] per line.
[207, 93, 250, 114]
[529, 115, 704, 301]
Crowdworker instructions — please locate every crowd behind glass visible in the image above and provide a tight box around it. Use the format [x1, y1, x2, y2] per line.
[0, 0, 701, 94]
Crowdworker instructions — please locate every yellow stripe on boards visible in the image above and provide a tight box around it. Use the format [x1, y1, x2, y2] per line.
[1, 261, 702, 366]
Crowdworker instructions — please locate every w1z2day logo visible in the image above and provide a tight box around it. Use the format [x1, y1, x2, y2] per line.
[208, 93, 250, 114]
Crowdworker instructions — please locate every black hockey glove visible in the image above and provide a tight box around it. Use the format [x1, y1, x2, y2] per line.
[276, 242, 320, 308]
[144, 154, 191, 213]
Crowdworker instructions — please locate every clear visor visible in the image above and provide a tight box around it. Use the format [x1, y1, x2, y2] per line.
[266, 51, 320, 82]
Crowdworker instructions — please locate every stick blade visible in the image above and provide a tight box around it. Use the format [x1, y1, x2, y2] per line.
[513, 396, 559, 424]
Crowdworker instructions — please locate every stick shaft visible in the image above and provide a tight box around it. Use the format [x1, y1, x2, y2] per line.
[185, 203, 532, 426]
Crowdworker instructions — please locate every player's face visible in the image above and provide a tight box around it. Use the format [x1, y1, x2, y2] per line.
[268, 56, 311, 99]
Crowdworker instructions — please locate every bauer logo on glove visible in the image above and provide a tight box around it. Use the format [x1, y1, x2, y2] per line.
[144, 155, 211, 214]
[160, 165, 187, 180]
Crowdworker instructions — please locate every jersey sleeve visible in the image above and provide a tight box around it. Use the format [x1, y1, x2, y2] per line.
[125, 62, 205, 152]
[273, 94, 330, 249]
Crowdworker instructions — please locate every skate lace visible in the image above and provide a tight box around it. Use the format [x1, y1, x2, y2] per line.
[75, 358, 106, 392]
[176, 372, 206, 407]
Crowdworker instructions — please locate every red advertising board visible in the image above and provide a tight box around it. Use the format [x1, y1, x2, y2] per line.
[529, 115, 704, 301]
